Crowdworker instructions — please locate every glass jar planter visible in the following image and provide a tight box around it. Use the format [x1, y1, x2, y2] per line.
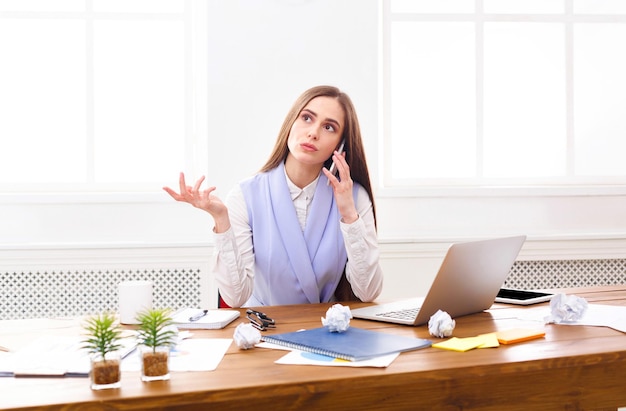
[90, 352, 121, 390]
[140, 345, 170, 381]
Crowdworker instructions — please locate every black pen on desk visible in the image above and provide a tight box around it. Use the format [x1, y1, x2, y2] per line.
[189, 309, 208, 322]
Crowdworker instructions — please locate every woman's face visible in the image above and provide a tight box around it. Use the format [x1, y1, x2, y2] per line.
[287, 96, 345, 169]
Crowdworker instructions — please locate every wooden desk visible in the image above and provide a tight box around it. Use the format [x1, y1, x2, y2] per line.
[1, 286, 626, 411]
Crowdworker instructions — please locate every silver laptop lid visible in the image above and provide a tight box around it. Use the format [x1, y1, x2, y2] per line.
[352, 235, 526, 326]
[413, 235, 526, 325]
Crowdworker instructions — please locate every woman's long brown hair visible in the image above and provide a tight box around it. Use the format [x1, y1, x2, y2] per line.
[260, 85, 377, 227]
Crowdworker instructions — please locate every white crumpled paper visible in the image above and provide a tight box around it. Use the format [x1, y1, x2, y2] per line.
[428, 309, 455, 338]
[544, 293, 588, 324]
[321, 303, 352, 333]
[233, 322, 261, 349]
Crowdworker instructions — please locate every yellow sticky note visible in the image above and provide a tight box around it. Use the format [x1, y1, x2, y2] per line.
[432, 336, 484, 352]
[477, 332, 500, 348]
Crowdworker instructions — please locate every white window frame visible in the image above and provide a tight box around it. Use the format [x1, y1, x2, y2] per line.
[0, 0, 208, 204]
[379, 0, 626, 198]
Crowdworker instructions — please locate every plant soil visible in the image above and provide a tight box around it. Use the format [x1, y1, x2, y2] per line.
[142, 351, 169, 376]
[92, 359, 121, 385]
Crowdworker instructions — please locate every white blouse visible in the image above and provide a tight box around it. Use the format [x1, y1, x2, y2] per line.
[211, 173, 383, 307]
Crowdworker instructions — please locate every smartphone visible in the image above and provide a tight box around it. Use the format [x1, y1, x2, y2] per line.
[327, 139, 345, 185]
[495, 288, 554, 305]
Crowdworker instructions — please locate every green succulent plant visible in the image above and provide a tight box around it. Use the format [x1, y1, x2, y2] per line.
[136, 308, 177, 353]
[82, 312, 123, 359]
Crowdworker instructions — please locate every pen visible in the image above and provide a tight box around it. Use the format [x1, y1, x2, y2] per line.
[189, 309, 208, 322]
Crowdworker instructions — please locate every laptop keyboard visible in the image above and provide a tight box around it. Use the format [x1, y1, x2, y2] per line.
[375, 307, 420, 320]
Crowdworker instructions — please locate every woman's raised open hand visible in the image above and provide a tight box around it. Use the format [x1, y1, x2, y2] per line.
[163, 172, 230, 231]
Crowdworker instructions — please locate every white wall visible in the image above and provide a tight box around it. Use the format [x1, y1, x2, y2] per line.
[376, 192, 626, 241]
[0, 0, 380, 248]
[1, 0, 625, 304]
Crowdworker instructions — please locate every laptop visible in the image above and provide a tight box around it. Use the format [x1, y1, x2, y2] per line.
[351, 235, 526, 326]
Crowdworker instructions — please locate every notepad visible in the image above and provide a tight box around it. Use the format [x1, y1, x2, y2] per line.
[432, 337, 484, 352]
[496, 328, 545, 345]
[172, 308, 240, 330]
[261, 326, 432, 361]
[431, 333, 500, 352]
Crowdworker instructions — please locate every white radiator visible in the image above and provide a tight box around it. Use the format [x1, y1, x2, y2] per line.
[0, 245, 214, 320]
[1, 267, 205, 320]
[505, 259, 626, 290]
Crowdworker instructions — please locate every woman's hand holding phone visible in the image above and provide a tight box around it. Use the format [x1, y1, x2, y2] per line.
[325, 140, 358, 224]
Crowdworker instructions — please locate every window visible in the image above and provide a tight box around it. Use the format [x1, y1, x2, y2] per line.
[0, 0, 207, 193]
[382, 0, 626, 190]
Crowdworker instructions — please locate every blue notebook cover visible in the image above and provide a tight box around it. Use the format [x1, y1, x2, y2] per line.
[262, 326, 431, 361]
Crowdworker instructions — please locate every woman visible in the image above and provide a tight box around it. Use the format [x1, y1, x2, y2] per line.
[164, 85, 383, 307]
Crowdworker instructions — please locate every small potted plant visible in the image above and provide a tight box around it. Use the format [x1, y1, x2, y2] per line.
[82, 312, 123, 390]
[136, 308, 177, 381]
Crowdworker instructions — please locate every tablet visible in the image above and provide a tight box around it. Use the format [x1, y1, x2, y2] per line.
[495, 288, 554, 305]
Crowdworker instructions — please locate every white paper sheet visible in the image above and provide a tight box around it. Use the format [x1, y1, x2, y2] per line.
[121, 338, 232, 372]
[274, 349, 399, 368]
[257, 341, 399, 367]
[513, 304, 626, 333]
[554, 304, 626, 333]
[0, 335, 137, 377]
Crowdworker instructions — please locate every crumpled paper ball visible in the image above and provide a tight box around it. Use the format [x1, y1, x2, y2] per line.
[544, 293, 588, 324]
[321, 303, 352, 333]
[233, 322, 261, 349]
[428, 309, 455, 338]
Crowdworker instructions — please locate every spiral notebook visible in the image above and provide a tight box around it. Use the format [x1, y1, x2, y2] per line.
[261, 326, 431, 362]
